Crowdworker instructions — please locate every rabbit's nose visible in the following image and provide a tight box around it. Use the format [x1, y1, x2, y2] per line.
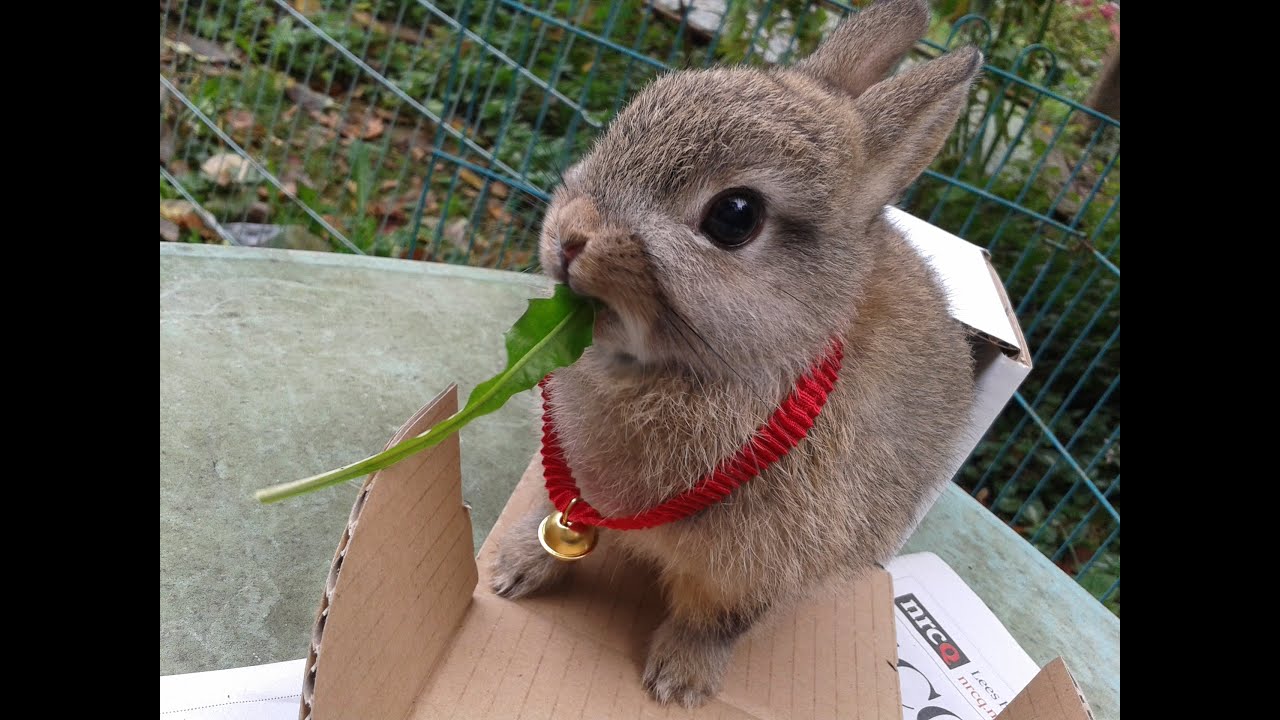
[561, 231, 588, 271]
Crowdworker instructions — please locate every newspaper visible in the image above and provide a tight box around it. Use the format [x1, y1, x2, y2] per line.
[888, 552, 1041, 720]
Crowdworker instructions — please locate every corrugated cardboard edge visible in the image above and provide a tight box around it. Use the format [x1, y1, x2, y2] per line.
[960, 255, 1032, 458]
[997, 657, 1096, 720]
[965, 252, 1033, 448]
[299, 385, 477, 720]
[983, 258, 1033, 368]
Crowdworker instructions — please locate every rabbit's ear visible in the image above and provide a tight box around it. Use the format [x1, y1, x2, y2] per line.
[854, 46, 982, 208]
[793, 0, 929, 99]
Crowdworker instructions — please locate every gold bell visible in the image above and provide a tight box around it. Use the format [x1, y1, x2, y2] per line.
[538, 498, 598, 561]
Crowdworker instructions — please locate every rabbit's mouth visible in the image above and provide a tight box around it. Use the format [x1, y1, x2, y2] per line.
[564, 279, 616, 333]
[589, 302, 658, 373]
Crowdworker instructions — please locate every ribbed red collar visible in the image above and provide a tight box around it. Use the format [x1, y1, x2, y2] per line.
[538, 338, 844, 530]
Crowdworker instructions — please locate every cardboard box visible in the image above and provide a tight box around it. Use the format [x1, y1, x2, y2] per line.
[296, 212, 1079, 719]
[883, 207, 1034, 540]
[298, 388, 1093, 720]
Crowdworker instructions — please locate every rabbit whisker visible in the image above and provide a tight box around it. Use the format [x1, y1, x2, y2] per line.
[655, 296, 773, 414]
[777, 286, 823, 317]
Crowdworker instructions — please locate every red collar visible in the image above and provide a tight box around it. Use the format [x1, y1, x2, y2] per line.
[538, 338, 844, 530]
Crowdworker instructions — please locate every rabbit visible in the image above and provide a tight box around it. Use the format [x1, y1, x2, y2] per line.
[489, 0, 982, 708]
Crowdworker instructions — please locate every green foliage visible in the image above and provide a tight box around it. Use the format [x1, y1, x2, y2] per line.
[928, 0, 1117, 103]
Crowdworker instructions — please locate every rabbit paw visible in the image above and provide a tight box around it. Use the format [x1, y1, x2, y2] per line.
[489, 510, 570, 599]
[642, 618, 734, 708]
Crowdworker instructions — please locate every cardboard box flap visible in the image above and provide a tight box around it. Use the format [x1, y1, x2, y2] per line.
[305, 387, 904, 719]
[996, 658, 1096, 720]
[301, 385, 478, 720]
[886, 206, 1024, 355]
[415, 455, 902, 720]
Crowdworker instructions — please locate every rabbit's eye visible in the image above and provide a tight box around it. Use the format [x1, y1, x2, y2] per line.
[700, 188, 764, 249]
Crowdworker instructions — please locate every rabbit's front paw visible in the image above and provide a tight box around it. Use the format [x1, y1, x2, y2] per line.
[489, 510, 570, 599]
[642, 618, 733, 708]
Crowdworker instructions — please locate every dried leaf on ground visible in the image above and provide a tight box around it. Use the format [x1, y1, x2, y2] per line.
[287, 81, 335, 112]
[352, 10, 426, 43]
[443, 218, 471, 249]
[225, 109, 255, 134]
[487, 200, 514, 224]
[340, 115, 385, 141]
[160, 218, 180, 243]
[458, 168, 487, 194]
[201, 153, 260, 186]
[161, 200, 203, 230]
[163, 32, 238, 65]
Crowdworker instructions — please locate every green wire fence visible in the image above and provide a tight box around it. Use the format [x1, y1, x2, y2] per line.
[160, 0, 1120, 614]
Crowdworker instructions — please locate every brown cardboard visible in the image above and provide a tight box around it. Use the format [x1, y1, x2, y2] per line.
[300, 386, 1096, 720]
[300, 385, 477, 719]
[996, 658, 1096, 720]
[302, 385, 903, 719]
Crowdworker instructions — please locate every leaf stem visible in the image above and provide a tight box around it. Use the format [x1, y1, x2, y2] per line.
[253, 287, 593, 504]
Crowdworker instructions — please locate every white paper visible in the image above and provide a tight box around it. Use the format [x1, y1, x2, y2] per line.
[159, 658, 305, 719]
[886, 206, 1022, 351]
[889, 552, 1040, 720]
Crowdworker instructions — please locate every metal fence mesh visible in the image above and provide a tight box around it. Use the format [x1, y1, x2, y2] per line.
[160, 0, 1120, 614]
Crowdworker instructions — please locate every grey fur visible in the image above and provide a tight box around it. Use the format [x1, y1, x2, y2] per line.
[490, 0, 982, 707]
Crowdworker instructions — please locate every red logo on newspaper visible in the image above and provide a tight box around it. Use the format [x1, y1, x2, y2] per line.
[894, 594, 971, 669]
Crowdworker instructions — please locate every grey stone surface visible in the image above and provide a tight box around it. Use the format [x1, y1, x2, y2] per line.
[160, 244, 544, 674]
[160, 243, 1117, 718]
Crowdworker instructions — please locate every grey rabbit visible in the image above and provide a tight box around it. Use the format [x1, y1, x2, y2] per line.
[490, 0, 982, 708]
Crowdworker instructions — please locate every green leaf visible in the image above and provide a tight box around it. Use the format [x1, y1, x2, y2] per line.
[254, 284, 595, 504]
[348, 141, 373, 219]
